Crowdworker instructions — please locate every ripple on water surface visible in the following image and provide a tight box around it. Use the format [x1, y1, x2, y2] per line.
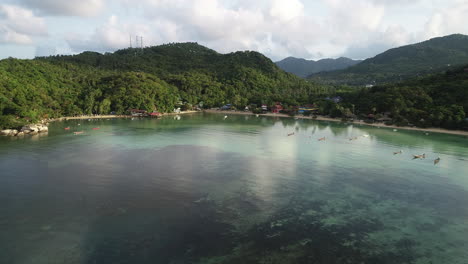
[0, 113, 468, 264]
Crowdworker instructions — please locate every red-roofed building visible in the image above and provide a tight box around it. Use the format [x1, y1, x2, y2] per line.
[271, 103, 283, 114]
[150, 112, 162, 117]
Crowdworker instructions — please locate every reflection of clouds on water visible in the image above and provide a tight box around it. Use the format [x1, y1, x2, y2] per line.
[2, 114, 468, 263]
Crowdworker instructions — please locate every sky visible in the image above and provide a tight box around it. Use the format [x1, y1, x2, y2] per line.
[0, 0, 467, 61]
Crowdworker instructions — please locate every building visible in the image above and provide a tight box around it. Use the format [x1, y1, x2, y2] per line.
[271, 103, 283, 114]
[221, 104, 232, 110]
[149, 112, 162, 117]
[129, 109, 148, 116]
[298, 104, 318, 114]
[325, 96, 342, 103]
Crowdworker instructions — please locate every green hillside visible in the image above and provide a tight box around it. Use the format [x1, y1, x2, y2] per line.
[310, 34, 468, 86]
[340, 65, 468, 129]
[1, 43, 327, 129]
[41, 43, 281, 78]
[276, 57, 361, 78]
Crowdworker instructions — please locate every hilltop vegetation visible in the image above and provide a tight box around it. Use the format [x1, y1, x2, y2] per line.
[310, 34, 468, 86]
[0, 59, 180, 129]
[1, 40, 467, 131]
[336, 65, 468, 129]
[276, 57, 361, 78]
[0, 43, 328, 129]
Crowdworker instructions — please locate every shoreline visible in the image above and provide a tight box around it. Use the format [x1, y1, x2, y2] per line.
[49, 111, 199, 121]
[3, 110, 467, 137]
[2, 111, 200, 137]
[204, 109, 468, 137]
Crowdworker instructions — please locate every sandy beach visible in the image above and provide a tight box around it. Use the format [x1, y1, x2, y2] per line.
[204, 109, 468, 137]
[49, 111, 199, 122]
[51, 115, 132, 121]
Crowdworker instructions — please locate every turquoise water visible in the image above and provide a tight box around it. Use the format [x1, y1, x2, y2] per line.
[1, 113, 468, 264]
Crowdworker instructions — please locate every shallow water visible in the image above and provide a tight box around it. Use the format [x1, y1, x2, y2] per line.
[1, 113, 468, 264]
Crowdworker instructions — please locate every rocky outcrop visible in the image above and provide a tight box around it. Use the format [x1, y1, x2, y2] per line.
[0, 129, 12, 136]
[1, 123, 48, 137]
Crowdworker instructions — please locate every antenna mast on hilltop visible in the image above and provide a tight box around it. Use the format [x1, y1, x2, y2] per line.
[141, 36, 143, 49]
[129, 35, 132, 48]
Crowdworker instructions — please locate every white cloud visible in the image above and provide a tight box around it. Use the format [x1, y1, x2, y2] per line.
[0, 4, 47, 45]
[423, 1, 468, 39]
[324, 0, 385, 43]
[3, 0, 467, 60]
[19, 0, 104, 16]
[66, 15, 154, 52]
[110, 0, 324, 60]
[269, 0, 304, 22]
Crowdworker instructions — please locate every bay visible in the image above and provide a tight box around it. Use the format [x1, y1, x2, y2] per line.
[1, 113, 468, 264]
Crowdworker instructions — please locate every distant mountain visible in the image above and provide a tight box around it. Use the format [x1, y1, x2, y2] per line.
[310, 34, 468, 85]
[275, 57, 361, 78]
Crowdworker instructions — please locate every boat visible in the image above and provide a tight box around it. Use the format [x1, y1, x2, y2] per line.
[434, 157, 441, 165]
[287, 132, 295, 136]
[73, 131, 84, 135]
[64, 127, 70, 130]
[413, 154, 426, 159]
[92, 128, 100, 130]
[393, 150, 403, 155]
[318, 137, 326, 141]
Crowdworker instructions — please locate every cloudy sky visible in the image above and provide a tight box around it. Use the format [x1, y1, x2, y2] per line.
[1, 0, 467, 61]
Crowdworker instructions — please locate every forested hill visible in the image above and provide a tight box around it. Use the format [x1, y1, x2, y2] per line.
[310, 34, 468, 86]
[39, 43, 281, 78]
[1, 43, 327, 129]
[275, 57, 361, 78]
[341, 65, 468, 129]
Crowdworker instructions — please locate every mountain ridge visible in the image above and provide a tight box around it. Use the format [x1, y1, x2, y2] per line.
[275, 56, 361, 78]
[309, 34, 468, 85]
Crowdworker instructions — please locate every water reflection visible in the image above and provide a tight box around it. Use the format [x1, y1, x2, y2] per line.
[0, 114, 468, 263]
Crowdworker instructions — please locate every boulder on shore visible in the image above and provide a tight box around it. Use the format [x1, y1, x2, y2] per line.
[1, 129, 12, 136]
[38, 125, 48, 132]
[3, 123, 48, 137]
[24, 125, 38, 132]
[21, 124, 48, 133]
